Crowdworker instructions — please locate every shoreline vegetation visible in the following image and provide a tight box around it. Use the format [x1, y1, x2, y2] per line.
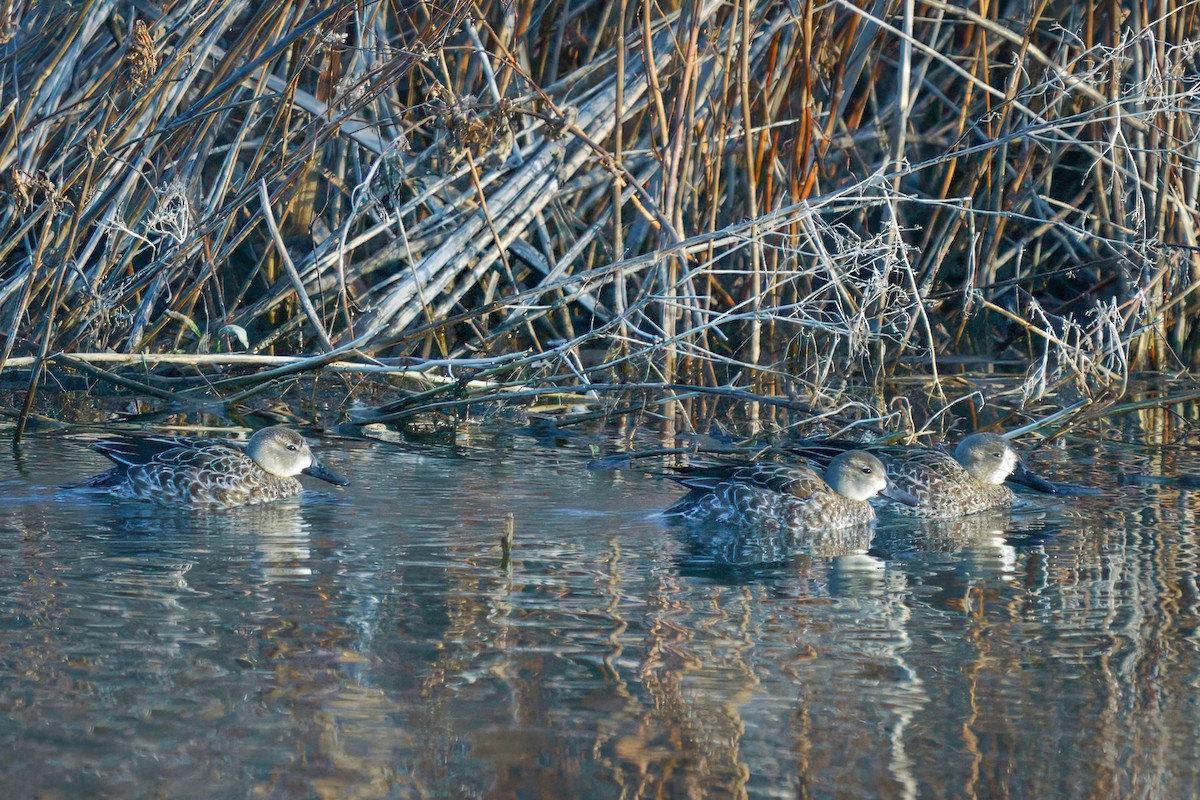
[3, 1, 1200, 445]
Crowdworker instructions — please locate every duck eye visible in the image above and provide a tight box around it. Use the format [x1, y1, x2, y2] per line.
[287, 444, 299, 451]
[860, 467, 873, 474]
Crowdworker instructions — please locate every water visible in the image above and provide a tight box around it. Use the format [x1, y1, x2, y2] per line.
[2, 428, 1199, 798]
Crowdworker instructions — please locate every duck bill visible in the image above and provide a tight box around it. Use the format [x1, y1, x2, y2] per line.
[1007, 460, 1057, 494]
[881, 485, 920, 507]
[303, 457, 350, 486]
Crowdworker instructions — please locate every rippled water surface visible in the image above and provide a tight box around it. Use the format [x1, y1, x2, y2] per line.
[2, 428, 1200, 798]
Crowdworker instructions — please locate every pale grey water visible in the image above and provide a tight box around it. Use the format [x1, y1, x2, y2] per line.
[1, 428, 1199, 798]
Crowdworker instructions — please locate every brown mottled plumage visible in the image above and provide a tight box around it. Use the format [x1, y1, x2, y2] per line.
[789, 433, 1056, 519]
[665, 450, 917, 531]
[76, 425, 349, 507]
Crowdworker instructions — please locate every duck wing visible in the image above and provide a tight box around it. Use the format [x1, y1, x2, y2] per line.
[91, 434, 245, 469]
[788, 437, 959, 474]
[783, 437, 860, 466]
[670, 460, 826, 498]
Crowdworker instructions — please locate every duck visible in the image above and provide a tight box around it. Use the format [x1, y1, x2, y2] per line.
[76, 425, 349, 507]
[664, 450, 918, 531]
[787, 432, 1056, 518]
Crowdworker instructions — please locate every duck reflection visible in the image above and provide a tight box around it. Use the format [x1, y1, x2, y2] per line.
[243, 503, 314, 582]
[871, 511, 1061, 616]
[672, 519, 878, 586]
[873, 512, 1018, 567]
[65, 494, 320, 586]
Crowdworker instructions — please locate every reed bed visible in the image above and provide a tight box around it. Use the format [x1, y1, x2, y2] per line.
[2, 0, 1199, 439]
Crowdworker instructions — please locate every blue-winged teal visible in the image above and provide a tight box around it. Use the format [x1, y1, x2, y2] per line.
[789, 432, 1056, 519]
[665, 450, 918, 531]
[77, 425, 350, 507]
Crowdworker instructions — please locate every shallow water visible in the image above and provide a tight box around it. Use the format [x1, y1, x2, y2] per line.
[2, 428, 1199, 798]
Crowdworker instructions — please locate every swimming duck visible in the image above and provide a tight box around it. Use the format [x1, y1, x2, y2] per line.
[77, 425, 349, 507]
[788, 432, 1056, 518]
[664, 450, 918, 531]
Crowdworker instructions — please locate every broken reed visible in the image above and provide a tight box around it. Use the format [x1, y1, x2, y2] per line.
[0, 0, 1196, 434]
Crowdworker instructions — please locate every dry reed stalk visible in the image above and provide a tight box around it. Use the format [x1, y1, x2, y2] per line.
[1, 0, 1198, 437]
